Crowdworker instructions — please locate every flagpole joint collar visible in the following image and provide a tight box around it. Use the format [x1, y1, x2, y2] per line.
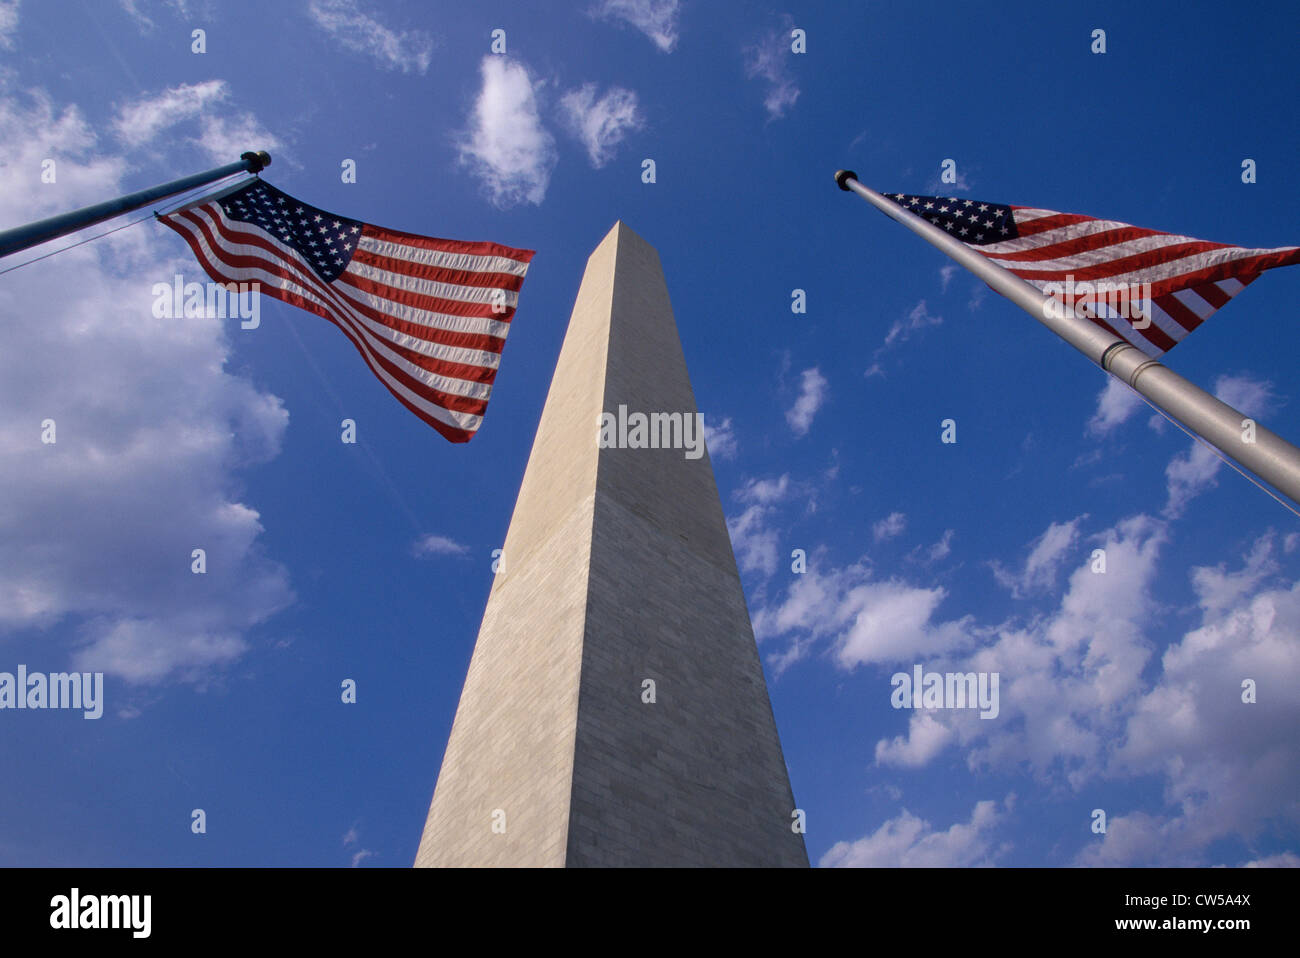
[240, 151, 272, 173]
[835, 169, 859, 191]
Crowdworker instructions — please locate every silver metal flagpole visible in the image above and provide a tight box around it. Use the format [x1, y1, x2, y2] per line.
[0, 151, 271, 260]
[835, 169, 1300, 510]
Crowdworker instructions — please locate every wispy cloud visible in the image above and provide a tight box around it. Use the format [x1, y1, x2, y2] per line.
[743, 18, 799, 120]
[990, 515, 1087, 597]
[112, 81, 282, 163]
[307, 0, 434, 74]
[559, 83, 643, 168]
[411, 534, 469, 558]
[590, 0, 680, 52]
[786, 367, 827, 437]
[112, 80, 228, 146]
[884, 300, 942, 349]
[1164, 374, 1276, 518]
[1086, 376, 1144, 438]
[702, 414, 738, 461]
[0, 0, 19, 49]
[873, 511, 906, 543]
[342, 825, 374, 867]
[458, 56, 557, 208]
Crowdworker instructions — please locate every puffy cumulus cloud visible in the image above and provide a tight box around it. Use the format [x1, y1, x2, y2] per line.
[752, 561, 974, 671]
[874, 712, 955, 768]
[743, 18, 799, 120]
[0, 83, 292, 687]
[820, 796, 1012, 867]
[1084, 533, 1300, 865]
[590, 0, 680, 53]
[786, 367, 827, 437]
[307, 0, 434, 74]
[1164, 374, 1277, 518]
[458, 56, 557, 208]
[112, 81, 283, 164]
[559, 84, 643, 168]
[865, 514, 1166, 781]
[1086, 375, 1144, 438]
[991, 514, 1087, 597]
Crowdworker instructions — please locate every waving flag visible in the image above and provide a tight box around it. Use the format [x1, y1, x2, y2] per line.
[882, 192, 1300, 358]
[159, 178, 534, 443]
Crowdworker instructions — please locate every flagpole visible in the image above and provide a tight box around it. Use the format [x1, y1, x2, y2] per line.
[0, 151, 271, 260]
[834, 169, 1300, 509]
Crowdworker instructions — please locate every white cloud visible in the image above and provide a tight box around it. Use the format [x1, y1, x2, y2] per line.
[1086, 375, 1144, 438]
[874, 713, 955, 768]
[112, 80, 228, 146]
[753, 562, 973, 670]
[342, 825, 374, 866]
[743, 20, 799, 120]
[701, 415, 738, 461]
[929, 529, 954, 561]
[1083, 533, 1300, 865]
[1242, 852, 1300, 867]
[411, 534, 468, 558]
[873, 511, 906, 543]
[865, 514, 1167, 783]
[726, 503, 780, 578]
[458, 56, 557, 208]
[820, 797, 1011, 867]
[1164, 374, 1276, 518]
[991, 515, 1086, 598]
[736, 473, 791, 505]
[786, 367, 827, 437]
[118, 0, 195, 32]
[559, 83, 643, 168]
[883, 300, 942, 349]
[0, 84, 293, 688]
[307, 0, 433, 74]
[939, 264, 958, 293]
[0, 0, 19, 49]
[590, 0, 680, 52]
[192, 110, 282, 166]
[112, 81, 282, 165]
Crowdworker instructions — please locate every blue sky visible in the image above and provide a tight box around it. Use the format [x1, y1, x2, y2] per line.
[1, 0, 1298, 867]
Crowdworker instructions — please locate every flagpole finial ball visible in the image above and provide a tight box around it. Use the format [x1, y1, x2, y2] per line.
[240, 151, 272, 173]
[834, 169, 859, 191]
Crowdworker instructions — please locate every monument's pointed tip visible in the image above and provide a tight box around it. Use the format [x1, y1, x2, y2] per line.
[595, 219, 653, 258]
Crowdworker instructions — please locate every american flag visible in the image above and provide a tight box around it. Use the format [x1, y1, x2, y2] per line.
[159, 178, 534, 443]
[883, 192, 1300, 358]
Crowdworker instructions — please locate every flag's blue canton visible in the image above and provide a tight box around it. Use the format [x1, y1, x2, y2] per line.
[884, 194, 1019, 245]
[218, 180, 363, 282]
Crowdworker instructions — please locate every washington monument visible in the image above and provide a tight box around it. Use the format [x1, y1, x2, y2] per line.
[416, 222, 807, 867]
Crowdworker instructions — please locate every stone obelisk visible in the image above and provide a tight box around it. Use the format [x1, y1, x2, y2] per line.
[415, 222, 807, 867]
